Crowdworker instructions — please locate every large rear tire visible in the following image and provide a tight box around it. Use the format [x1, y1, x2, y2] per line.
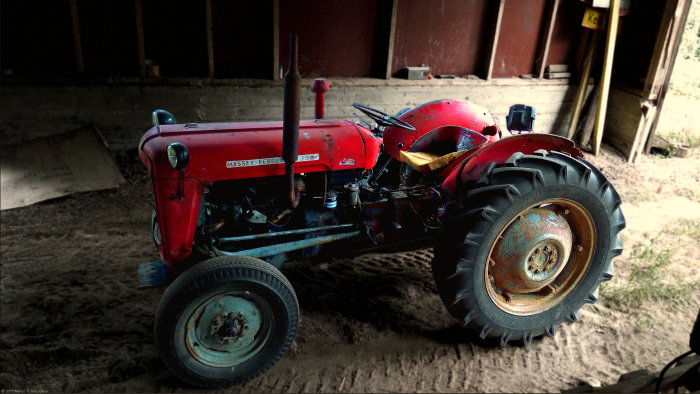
[154, 255, 299, 388]
[432, 150, 625, 345]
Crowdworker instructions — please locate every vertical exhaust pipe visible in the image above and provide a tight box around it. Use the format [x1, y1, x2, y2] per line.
[283, 35, 301, 208]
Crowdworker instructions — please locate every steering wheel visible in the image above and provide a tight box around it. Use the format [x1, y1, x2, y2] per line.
[353, 103, 416, 131]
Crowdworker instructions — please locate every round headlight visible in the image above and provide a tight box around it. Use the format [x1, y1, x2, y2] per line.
[166, 142, 189, 170]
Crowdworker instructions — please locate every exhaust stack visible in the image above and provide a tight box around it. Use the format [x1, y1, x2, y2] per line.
[282, 35, 301, 208]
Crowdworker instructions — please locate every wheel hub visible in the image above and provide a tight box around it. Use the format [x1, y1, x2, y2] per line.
[210, 312, 249, 344]
[491, 208, 572, 294]
[185, 294, 267, 367]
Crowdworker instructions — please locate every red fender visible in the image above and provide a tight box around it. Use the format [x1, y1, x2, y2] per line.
[441, 133, 583, 194]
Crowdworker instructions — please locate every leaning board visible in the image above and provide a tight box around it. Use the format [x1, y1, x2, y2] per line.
[1, 128, 125, 210]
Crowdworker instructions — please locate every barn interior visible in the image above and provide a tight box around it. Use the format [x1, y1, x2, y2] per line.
[1, 0, 699, 392]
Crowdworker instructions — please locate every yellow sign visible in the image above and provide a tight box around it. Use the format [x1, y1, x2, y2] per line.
[582, 7, 605, 30]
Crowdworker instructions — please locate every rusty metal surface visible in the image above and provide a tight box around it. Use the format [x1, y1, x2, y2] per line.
[490, 208, 572, 294]
[485, 199, 595, 316]
[283, 35, 301, 208]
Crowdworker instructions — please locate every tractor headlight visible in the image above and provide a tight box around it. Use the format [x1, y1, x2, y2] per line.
[166, 142, 189, 170]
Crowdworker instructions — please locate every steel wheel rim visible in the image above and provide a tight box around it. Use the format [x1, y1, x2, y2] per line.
[185, 291, 272, 367]
[485, 198, 596, 316]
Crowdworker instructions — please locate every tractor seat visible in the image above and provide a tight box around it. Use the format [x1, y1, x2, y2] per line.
[399, 125, 489, 173]
[400, 150, 467, 172]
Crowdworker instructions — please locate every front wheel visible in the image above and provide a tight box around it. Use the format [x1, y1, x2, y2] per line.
[432, 150, 625, 345]
[154, 255, 299, 388]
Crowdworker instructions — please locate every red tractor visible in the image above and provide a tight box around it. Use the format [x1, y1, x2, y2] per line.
[138, 36, 624, 387]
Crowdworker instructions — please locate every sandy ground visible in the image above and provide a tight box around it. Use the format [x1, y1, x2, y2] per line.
[1, 144, 699, 393]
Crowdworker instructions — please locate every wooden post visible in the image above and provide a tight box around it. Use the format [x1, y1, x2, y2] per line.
[69, 0, 84, 74]
[535, 0, 560, 79]
[567, 30, 598, 139]
[643, 0, 692, 155]
[135, 0, 146, 78]
[642, 0, 680, 100]
[205, 0, 214, 78]
[484, 0, 506, 80]
[592, 0, 620, 155]
[273, 0, 279, 80]
[385, 0, 398, 79]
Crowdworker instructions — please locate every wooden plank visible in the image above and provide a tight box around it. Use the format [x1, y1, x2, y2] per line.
[535, 0, 561, 79]
[134, 0, 146, 78]
[628, 101, 656, 162]
[567, 30, 598, 139]
[205, 0, 214, 78]
[642, 0, 679, 99]
[643, 0, 692, 154]
[544, 72, 571, 79]
[592, 0, 620, 155]
[273, 0, 279, 80]
[385, 0, 398, 79]
[69, 0, 84, 74]
[484, 0, 506, 80]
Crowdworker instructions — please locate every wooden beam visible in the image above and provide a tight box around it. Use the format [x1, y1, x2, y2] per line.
[642, 0, 680, 100]
[134, 0, 146, 78]
[205, 0, 214, 78]
[567, 30, 598, 139]
[535, 0, 560, 79]
[69, 0, 84, 74]
[592, 0, 620, 155]
[273, 0, 279, 80]
[643, 0, 692, 154]
[484, 0, 505, 80]
[384, 0, 398, 79]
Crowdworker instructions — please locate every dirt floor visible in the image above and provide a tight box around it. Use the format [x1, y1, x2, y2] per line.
[1, 143, 698, 393]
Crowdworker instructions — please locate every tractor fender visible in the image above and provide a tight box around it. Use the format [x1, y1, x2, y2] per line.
[441, 133, 582, 194]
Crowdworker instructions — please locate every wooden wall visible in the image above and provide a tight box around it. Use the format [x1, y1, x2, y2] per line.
[1, 0, 588, 81]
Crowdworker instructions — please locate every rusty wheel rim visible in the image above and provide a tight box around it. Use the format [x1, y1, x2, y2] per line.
[485, 198, 595, 316]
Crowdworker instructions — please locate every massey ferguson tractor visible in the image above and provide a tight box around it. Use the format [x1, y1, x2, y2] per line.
[138, 36, 625, 387]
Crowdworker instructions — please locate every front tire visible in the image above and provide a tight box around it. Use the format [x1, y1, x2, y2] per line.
[432, 150, 625, 345]
[154, 255, 299, 388]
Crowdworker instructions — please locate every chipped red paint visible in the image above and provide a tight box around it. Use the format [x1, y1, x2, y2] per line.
[441, 133, 582, 193]
[384, 99, 500, 160]
[139, 119, 380, 269]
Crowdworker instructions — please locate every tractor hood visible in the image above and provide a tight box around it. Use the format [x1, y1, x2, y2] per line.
[139, 119, 381, 184]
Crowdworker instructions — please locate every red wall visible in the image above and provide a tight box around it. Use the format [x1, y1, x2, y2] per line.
[493, 0, 547, 77]
[546, 0, 585, 68]
[391, 0, 490, 77]
[279, 0, 388, 78]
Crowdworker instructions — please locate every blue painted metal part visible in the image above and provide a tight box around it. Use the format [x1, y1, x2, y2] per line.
[490, 208, 572, 294]
[217, 223, 354, 243]
[137, 260, 174, 289]
[221, 231, 361, 259]
[186, 294, 269, 367]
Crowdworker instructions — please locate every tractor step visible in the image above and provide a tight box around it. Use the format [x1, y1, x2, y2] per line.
[138, 260, 174, 289]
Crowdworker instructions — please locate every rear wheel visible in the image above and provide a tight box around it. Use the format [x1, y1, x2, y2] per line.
[154, 255, 299, 387]
[432, 150, 625, 345]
